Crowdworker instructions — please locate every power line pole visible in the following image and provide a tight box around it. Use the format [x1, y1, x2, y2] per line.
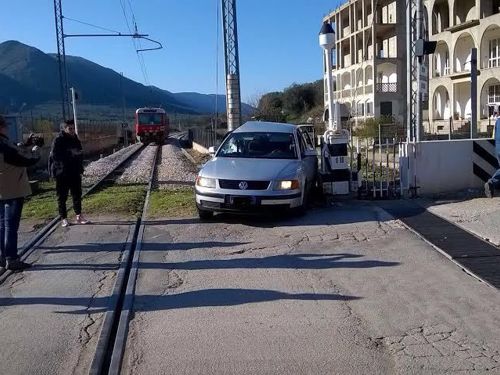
[53, 0, 70, 120]
[221, 0, 242, 131]
[70, 87, 79, 135]
[407, 0, 418, 142]
[53, 0, 160, 122]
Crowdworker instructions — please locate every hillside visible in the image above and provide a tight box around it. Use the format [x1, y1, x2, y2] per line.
[0, 40, 254, 116]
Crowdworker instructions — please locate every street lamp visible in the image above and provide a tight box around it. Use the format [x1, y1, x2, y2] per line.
[318, 21, 351, 196]
[319, 22, 337, 131]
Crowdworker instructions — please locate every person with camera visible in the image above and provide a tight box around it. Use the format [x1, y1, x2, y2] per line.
[0, 115, 41, 271]
[49, 119, 89, 227]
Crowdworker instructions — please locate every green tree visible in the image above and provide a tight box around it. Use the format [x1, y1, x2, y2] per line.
[256, 92, 286, 122]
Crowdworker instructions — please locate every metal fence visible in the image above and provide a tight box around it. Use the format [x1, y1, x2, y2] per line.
[190, 127, 227, 149]
[353, 136, 402, 199]
[15, 115, 125, 164]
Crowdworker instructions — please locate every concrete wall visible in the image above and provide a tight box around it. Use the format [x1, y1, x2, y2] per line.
[401, 139, 495, 194]
[192, 142, 209, 154]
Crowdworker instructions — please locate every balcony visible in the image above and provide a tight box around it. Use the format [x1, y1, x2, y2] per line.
[376, 82, 397, 93]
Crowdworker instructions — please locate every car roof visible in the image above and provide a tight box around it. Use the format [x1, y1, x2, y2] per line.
[233, 121, 296, 134]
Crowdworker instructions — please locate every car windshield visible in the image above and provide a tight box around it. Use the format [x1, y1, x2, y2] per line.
[217, 132, 297, 159]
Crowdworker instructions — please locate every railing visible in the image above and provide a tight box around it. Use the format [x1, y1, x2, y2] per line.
[423, 118, 495, 140]
[376, 82, 397, 93]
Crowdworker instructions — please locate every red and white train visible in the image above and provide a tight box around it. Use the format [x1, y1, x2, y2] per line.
[135, 107, 169, 144]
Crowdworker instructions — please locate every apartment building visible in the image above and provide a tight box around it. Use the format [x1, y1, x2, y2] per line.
[322, 0, 407, 126]
[427, 0, 500, 134]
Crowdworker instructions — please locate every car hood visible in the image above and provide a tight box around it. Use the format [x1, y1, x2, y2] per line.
[200, 157, 301, 180]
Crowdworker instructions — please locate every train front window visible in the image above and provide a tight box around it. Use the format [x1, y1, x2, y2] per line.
[138, 113, 163, 125]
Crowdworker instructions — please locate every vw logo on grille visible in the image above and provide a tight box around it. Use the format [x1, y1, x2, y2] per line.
[238, 181, 248, 190]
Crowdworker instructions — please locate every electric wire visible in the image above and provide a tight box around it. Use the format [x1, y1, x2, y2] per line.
[63, 16, 123, 34]
[118, 0, 150, 87]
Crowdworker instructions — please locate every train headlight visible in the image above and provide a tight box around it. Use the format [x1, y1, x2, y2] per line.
[196, 176, 216, 188]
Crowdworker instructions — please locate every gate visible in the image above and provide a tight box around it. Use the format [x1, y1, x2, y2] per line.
[353, 123, 404, 199]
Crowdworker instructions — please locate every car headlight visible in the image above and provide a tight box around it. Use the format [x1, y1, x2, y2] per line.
[196, 176, 216, 188]
[274, 179, 300, 190]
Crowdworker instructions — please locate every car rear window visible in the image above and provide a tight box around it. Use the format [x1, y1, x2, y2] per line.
[217, 132, 297, 159]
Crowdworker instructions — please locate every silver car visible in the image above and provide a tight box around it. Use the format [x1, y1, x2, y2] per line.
[195, 121, 318, 219]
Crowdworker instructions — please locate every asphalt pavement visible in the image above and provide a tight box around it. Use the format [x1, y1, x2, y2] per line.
[0, 216, 133, 375]
[121, 203, 500, 374]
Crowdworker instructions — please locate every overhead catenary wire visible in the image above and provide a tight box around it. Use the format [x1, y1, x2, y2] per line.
[118, 0, 150, 87]
[64, 16, 123, 34]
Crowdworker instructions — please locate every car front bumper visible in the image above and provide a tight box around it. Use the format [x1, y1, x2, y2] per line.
[195, 188, 302, 212]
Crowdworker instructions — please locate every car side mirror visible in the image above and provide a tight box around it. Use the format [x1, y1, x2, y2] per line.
[208, 146, 215, 155]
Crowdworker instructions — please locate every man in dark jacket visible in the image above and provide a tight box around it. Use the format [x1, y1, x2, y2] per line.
[50, 119, 89, 227]
[0, 115, 40, 270]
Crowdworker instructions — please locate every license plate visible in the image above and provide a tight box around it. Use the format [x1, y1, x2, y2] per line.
[230, 196, 254, 207]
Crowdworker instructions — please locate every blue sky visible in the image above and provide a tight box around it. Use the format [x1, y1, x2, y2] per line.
[1, 0, 341, 102]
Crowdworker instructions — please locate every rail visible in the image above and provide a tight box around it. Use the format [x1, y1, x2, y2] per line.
[89, 144, 159, 375]
[0, 143, 146, 284]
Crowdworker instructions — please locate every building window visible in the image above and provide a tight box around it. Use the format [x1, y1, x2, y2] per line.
[488, 85, 500, 104]
[489, 39, 500, 68]
[357, 103, 365, 116]
[444, 51, 450, 75]
[366, 102, 373, 115]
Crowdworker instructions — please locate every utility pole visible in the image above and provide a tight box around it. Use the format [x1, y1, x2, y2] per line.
[415, 0, 423, 143]
[120, 72, 129, 146]
[53, 0, 160, 123]
[407, 0, 418, 142]
[70, 87, 78, 135]
[221, 0, 242, 131]
[471, 48, 478, 139]
[53, 0, 69, 120]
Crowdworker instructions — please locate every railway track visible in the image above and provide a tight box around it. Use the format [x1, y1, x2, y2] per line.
[0, 143, 147, 283]
[89, 144, 159, 375]
[0, 138, 195, 373]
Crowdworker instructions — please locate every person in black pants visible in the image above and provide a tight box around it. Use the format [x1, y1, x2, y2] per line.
[50, 119, 89, 227]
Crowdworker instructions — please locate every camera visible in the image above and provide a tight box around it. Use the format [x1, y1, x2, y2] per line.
[25, 133, 45, 147]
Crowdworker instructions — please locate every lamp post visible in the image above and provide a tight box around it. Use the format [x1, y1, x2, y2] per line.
[318, 21, 351, 196]
[319, 22, 341, 131]
[319, 22, 337, 131]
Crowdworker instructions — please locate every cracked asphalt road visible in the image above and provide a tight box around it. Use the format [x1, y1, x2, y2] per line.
[122, 203, 500, 374]
[2, 201, 500, 374]
[0, 216, 133, 375]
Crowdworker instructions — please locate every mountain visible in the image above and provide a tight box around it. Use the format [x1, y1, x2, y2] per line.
[174, 92, 255, 116]
[0, 40, 254, 116]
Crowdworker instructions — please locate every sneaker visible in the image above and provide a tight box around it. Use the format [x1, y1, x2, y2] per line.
[61, 218, 70, 227]
[75, 215, 90, 225]
[0, 257, 5, 268]
[6, 259, 31, 271]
